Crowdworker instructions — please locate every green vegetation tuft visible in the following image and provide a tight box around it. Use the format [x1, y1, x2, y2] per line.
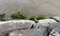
[11, 12, 27, 19]
[11, 12, 46, 23]
[29, 16, 36, 21]
[0, 18, 6, 21]
[0, 14, 5, 18]
[28, 16, 38, 23]
[37, 15, 46, 20]
[0, 14, 6, 21]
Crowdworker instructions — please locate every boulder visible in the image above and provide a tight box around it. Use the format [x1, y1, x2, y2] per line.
[9, 29, 48, 36]
[35, 19, 59, 36]
[0, 20, 35, 36]
[35, 19, 58, 28]
[0, 19, 59, 36]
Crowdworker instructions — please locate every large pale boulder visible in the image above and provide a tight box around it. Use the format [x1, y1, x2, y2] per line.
[0, 19, 60, 36]
[0, 20, 35, 36]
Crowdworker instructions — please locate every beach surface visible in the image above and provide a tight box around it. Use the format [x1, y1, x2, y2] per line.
[0, 0, 60, 20]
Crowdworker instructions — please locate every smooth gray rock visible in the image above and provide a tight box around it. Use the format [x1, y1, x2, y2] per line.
[0, 20, 35, 36]
[9, 29, 48, 36]
[0, 19, 59, 36]
[9, 21, 49, 36]
[36, 19, 58, 28]
[35, 19, 59, 36]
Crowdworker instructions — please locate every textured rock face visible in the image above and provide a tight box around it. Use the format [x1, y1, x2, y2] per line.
[0, 20, 35, 36]
[50, 16, 60, 22]
[0, 20, 35, 31]
[0, 19, 60, 36]
[36, 19, 57, 28]
[49, 29, 60, 36]
[9, 28, 48, 36]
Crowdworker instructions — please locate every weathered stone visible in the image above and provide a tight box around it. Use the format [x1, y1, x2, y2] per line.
[9, 29, 48, 36]
[0, 20, 35, 36]
[0, 19, 59, 36]
[49, 23, 60, 31]
[35, 19, 57, 28]
[9, 20, 49, 36]
[47, 22, 60, 36]
[50, 16, 60, 22]
[49, 29, 60, 36]
[35, 19, 59, 36]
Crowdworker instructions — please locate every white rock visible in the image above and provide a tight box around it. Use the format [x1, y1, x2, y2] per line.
[9, 29, 48, 36]
[0, 20, 35, 36]
[0, 20, 35, 31]
[50, 16, 60, 22]
[36, 19, 58, 29]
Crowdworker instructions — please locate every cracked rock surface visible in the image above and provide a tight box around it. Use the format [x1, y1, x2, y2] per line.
[0, 18, 60, 36]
